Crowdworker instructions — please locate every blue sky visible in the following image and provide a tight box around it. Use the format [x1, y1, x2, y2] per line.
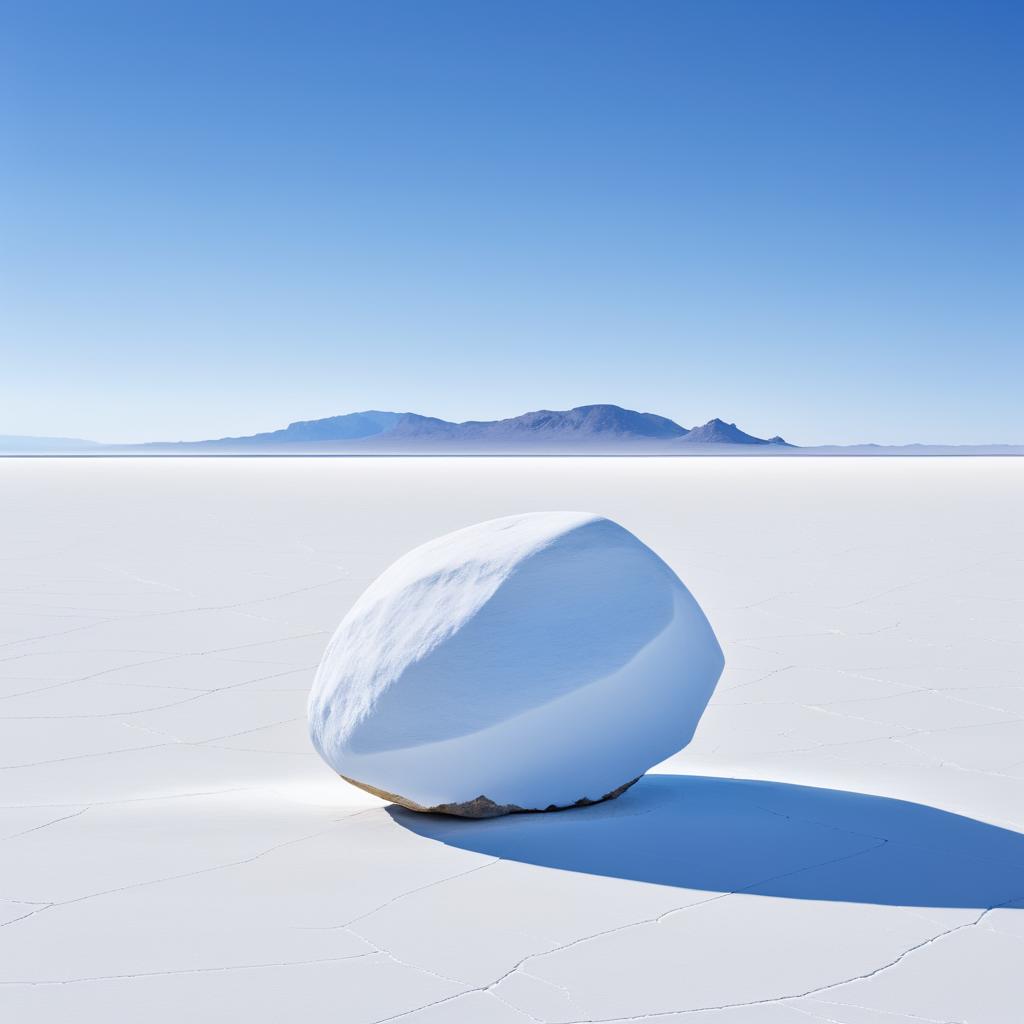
[3, 0, 1021, 445]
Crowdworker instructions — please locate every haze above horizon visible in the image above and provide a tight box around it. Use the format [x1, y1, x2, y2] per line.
[3, 1, 1022, 445]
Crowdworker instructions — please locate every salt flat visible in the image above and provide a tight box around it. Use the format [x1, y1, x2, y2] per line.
[1, 456, 1022, 1024]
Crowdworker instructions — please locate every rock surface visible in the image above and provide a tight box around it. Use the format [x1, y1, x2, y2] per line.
[308, 511, 724, 815]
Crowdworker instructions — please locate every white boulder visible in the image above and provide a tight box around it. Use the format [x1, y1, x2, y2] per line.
[308, 511, 724, 816]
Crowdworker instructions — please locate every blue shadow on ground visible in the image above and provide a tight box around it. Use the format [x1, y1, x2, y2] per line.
[389, 774, 1024, 909]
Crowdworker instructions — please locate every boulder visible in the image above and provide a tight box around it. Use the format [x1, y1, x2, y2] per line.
[308, 512, 724, 816]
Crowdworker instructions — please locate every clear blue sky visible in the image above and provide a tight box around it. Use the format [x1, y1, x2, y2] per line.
[3, 0, 1021, 445]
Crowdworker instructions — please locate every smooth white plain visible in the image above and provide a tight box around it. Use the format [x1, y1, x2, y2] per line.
[0, 456, 1022, 1023]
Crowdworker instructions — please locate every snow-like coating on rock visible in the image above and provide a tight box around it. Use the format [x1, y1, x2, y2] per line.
[308, 512, 724, 816]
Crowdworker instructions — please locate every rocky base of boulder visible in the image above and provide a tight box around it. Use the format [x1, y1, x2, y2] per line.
[340, 774, 642, 818]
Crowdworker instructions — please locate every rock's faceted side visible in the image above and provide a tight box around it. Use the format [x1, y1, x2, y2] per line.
[308, 512, 724, 816]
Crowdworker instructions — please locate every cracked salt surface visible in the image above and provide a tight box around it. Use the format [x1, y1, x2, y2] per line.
[0, 456, 1022, 1023]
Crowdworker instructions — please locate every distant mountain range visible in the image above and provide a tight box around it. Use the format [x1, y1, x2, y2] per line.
[133, 406, 792, 453]
[2, 405, 1022, 455]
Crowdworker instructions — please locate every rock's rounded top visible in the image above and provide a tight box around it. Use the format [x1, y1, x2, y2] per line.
[309, 511, 724, 815]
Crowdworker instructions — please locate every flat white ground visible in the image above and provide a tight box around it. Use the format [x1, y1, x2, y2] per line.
[1, 457, 1022, 1024]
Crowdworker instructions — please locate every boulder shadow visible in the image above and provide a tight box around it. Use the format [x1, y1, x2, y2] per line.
[388, 774, 1024, 910]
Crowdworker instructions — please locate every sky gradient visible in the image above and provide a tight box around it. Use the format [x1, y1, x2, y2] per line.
[3, 0, 1022, 445]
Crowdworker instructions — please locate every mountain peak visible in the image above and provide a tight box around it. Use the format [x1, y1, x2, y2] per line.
[681, 419, 780, 445]
[461, 405, 688, 439]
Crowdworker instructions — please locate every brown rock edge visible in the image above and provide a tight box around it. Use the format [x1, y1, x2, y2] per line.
[339, 774, 642, 818]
